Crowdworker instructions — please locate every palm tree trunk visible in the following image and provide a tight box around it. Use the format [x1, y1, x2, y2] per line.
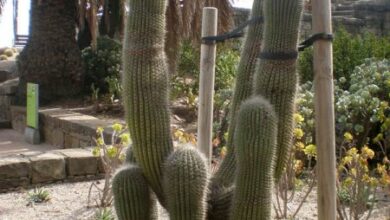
[17, 0, 84, 104]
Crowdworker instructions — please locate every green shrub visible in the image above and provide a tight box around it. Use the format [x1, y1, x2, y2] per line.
[27, 188, 50, 205]
[172, 41, 240, 99]
[297, 59, 390, 160]
[82, 36, 122, 94]
[298, 28, 390, 84]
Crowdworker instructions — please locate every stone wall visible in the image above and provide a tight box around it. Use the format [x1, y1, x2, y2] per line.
[0, 148, 105, 191]
[10, 106, 114, 149]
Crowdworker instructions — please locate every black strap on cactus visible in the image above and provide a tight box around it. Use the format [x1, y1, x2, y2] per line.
[202, 16, 264, 45]
[257, 33, 333, 60]
[298, 32, 333, 51]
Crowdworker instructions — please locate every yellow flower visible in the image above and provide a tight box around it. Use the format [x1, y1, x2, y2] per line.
[347, 148, 358, 156]
[96, 126, 104, 134]
[120, 133, 131, 145]
[220, 146, 228, 158]
[361, 146, 375, 159]
[92, 147, 101, 156]
[294, 113, 304, 124]
[96, 137, 104, 146]
[369, 177, 379, 187]
[294, 160, 304, 175]
[303, 144, 317, 157]
[342, 177, 354, 187]
[293, 128, 304, 140]
[112, 123, 123, 132]
[350, 168, 357, 177]
[380, 173, 390, 186]
[362, 174, 370, 183]
[342, 155, 353, 165]
[377, 164, 387, 175]
[343, 132, 353, 142]
[295, 142, 305, 150]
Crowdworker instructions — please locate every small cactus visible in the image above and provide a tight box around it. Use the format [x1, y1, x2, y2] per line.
[112, 165, 157, 220]
[230, 97, 277, 220]
[163, 147, 209, 220]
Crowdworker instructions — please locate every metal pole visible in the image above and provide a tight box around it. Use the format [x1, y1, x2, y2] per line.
[197, 7, 218, 165]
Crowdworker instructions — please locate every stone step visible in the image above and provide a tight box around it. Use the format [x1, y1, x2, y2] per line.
[0, 148, 109, 191]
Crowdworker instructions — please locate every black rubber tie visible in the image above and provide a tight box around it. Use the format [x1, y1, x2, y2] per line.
[202, 16, 264, 45]
[298, 33, 333, 51]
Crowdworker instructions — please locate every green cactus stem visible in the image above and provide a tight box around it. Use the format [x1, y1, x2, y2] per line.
[122, 0, 173, 200]
[112, 165, 157, 220]
[253, 0, 303, 180]
[212, 0, 265, 189]
[163, 147, 209, 220]
[230, 97, 278, 220]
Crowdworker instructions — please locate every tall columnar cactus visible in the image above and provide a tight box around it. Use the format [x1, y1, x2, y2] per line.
[163, 147, 209, 220]
[114, 0, 304, 218]
[230, 97, 277, 220]
[112, 165, 157, 220]
[212, 0, 265, 189]
[122, 0, 173, 200]
[253, 0, 303, 180]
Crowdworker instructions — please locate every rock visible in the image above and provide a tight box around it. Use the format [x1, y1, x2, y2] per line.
[30, 152, 66, 184]
[0, 78, 19, 95]
[0, 155, 30, 179]
[55, 148, 99, 176]
[0, 60, 17, 83]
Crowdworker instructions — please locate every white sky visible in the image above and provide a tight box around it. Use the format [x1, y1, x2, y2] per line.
[0, 0, 253, 47]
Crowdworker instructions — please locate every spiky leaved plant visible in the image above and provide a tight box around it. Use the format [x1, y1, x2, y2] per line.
[112, 0, 303, 219]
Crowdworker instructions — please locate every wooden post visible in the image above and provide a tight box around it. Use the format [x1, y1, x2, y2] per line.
[197, 7, 218, 165]
[312, 0, 337, 219]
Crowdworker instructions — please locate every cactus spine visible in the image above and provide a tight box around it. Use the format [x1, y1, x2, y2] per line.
[163, 147, 209, 220]
[230, 97, 277, 220]
[112, 165, 157, 220]
[122, 0, 173, 200]
[253, 0, 303, 180]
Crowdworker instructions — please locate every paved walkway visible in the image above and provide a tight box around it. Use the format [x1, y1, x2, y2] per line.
[0, 129, 59, 157]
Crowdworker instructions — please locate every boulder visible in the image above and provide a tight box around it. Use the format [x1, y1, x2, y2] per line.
[0, 60, 18, 83]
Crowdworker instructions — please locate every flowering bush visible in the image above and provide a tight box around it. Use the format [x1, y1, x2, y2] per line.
[89, 123, 130, 207]
[297, 59, 390, 161]
[337, 140, 390, 219]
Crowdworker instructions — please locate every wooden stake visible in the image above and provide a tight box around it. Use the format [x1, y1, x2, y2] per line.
[197, 7, 218, 165]
[312, 0, 337, 219]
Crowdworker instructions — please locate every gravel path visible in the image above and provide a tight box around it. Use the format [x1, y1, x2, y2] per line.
[0, 180, 388, 220]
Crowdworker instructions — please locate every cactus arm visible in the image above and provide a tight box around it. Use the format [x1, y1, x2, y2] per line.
[253, 0, 303, 180]
[122, 0, 173, 200]
[230, 97, 278, 220]
[163, 147, 209, 220]
[212, 0, 265, 188]
[112, 165, 158, 220]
